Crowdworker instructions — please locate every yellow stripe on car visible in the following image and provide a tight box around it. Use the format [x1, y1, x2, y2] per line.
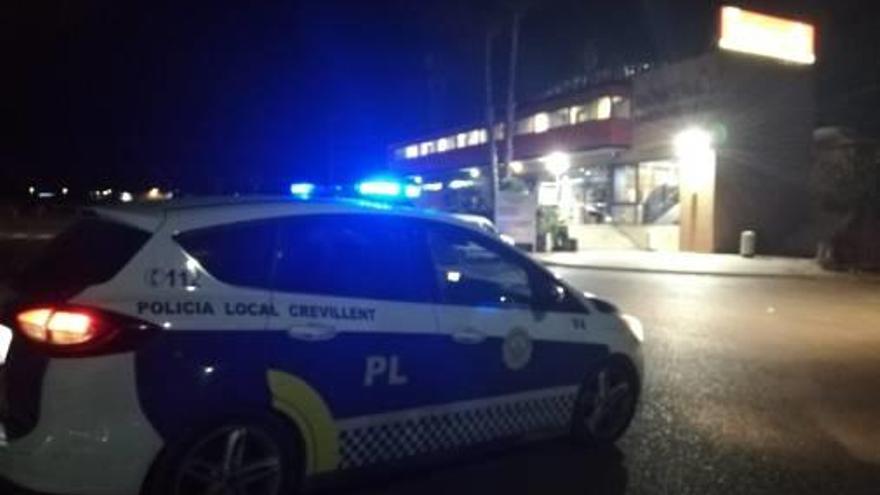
[267, 370, 340, 474]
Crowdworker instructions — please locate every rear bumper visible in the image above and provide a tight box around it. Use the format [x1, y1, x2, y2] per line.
[0, 353, 163, 495]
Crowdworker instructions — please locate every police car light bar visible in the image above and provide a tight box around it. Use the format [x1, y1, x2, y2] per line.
[289, 182, 316, 198]
[355, 179, 421, 200]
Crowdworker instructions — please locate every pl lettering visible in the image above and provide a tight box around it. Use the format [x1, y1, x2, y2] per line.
[364, 355, 408, 387]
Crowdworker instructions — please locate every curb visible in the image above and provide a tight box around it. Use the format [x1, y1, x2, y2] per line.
[536, 259, 845, 280]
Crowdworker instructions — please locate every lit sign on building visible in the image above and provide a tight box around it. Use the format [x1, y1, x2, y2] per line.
[718, 6, 815, 65]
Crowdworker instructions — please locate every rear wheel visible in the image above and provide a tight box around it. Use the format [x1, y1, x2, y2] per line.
[571, 357, 639, 446]
[144, 418, 302, 495]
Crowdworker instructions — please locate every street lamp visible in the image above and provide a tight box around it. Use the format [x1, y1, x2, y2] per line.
[674, 128, 712, 161]
[542, 151, 571, 177]
[542, 151, 571, 207]
[674, 128, 714, 188]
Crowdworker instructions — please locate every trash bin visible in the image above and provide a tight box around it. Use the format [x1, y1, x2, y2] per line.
[740, 230, 756, 258]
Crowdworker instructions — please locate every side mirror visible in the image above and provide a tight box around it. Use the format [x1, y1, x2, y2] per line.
[551, 284, 567, 303]
[533, 283, 566, 311]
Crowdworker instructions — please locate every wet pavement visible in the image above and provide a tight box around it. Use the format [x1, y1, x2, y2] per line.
[343, 269, 880, 495]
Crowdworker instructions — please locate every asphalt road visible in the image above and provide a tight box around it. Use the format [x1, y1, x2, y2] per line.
[343, 269, 880, 495]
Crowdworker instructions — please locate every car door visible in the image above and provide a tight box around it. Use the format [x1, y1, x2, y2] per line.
[267, 213, 463, 471]
[132, 219, 281, 445]
[424, 222, 595, 441]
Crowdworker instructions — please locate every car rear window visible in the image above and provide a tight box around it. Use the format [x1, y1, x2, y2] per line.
[13, 218, 151, 300]
[173, 219, 278, 290]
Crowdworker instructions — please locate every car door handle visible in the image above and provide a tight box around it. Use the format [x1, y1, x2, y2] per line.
[287, 324, 337, 342]
[452, 328, 487, 344]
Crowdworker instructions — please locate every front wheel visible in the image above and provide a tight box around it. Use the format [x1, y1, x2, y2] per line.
[571, 357, 640, 446]
[143, 418, 303, 495]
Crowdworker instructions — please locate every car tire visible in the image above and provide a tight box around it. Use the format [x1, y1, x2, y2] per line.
[570, 356, 639, 446]
[142, 414, 304, 495]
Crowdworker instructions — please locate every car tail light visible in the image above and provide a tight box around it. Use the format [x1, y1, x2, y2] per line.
[13, 305, 157, 355]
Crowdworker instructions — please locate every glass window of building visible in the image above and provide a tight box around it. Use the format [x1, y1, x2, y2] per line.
[456, 132, 469, 148]
[420, 141, 436, 155]
[467, 129, 486, 146]
[571, 105, 588, 123]
[613, 165, 638, 203]
[437, 137, 455, 153]
[596, 96, 612, 120]
[611, 96, 631, 119]
[405, 145, 419, 159]
[551, 107, 572, 128]
[533, 112, 550, 133]
[639, 161, 680, 224]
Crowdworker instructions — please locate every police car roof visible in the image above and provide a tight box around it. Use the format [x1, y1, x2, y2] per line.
[89, 196, 481, 233]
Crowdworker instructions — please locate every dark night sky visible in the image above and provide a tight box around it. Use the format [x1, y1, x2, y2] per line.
[2, 0, 877, 195]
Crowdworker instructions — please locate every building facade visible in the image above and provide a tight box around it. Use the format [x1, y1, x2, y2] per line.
[390, 6, 816, 255]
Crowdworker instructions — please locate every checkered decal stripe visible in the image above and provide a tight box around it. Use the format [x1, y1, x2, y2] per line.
[338, 389, 577, 469]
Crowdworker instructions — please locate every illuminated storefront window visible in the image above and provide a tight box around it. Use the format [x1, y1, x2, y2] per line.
[437, 137, 455, 152]
[467, 129, 486, 146]
[533, 113, 550, 133]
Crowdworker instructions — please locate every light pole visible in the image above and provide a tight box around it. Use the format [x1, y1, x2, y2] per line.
[485, 29, 499, 222]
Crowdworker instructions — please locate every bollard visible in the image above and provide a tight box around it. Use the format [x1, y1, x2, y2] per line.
[740, 230, 756, 258]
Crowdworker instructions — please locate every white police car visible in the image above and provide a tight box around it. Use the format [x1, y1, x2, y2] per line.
[0, 196, 643, 495]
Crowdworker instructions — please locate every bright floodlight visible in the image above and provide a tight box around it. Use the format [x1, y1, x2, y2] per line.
[509, 161, 525, 174]
[542, 152, 571, 177]
[673, 128, 713, 160]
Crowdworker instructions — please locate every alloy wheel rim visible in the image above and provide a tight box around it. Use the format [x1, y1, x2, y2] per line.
[583, 366, 635, 439]
[174, 425, 283, 495]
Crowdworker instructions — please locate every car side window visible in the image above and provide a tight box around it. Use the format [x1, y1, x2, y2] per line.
[427, 224, 533, 307]
[273, 214, 433, 303]
[174, 220, 279, 289]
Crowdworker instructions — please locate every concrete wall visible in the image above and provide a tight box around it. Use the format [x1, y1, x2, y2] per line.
[712, 53, 815, 255]
[631, 51, 814, 255]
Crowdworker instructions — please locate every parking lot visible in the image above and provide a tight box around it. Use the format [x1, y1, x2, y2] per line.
[344, 268, 880, 495]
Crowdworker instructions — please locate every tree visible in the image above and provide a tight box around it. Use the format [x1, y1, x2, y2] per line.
[813, 129, 880, 214]
[812, 127, 880, 269]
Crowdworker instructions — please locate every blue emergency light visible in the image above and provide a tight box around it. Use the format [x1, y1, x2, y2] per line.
[289, 182, 316, 198]
[355, 179, 421, 200]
